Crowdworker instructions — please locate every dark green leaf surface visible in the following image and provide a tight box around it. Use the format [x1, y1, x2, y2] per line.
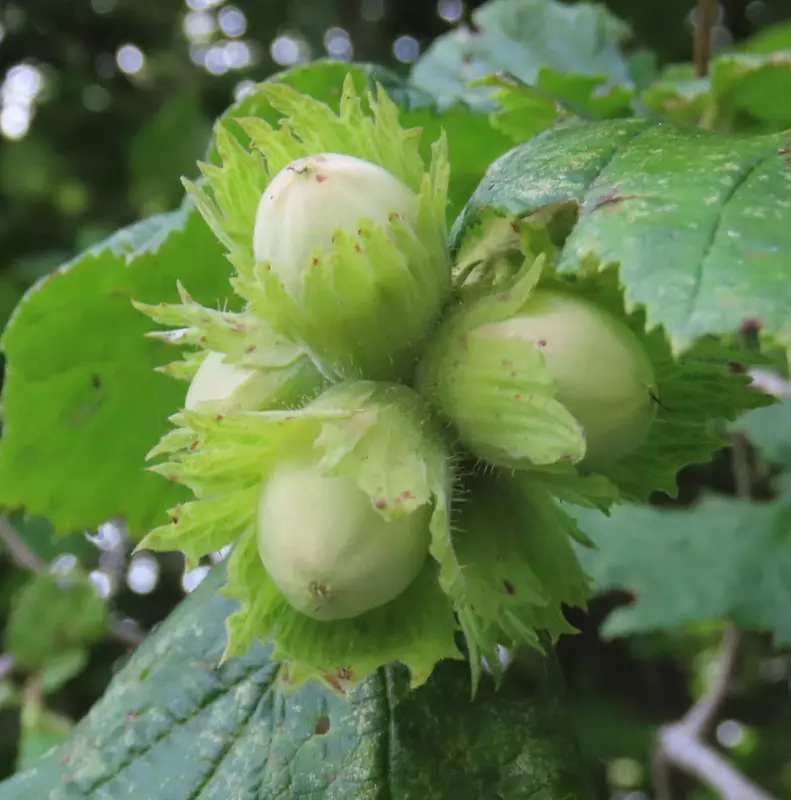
[410, 0, 632, 109]
[0, 205, 234, 536]
[0, 566, 593, 800]
[573, 496, 791, 643]
[130, 93, 212, 215]
[455, 118, 791, 350]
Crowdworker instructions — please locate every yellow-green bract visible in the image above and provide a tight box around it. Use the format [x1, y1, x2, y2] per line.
[184, 74, 452, 383]
[136, 381, 464, 689]
[476, 289, 657, 467]
[253, 152, 419, 297]
[417, 258, 657, 469]
[134, 78, 606, 696]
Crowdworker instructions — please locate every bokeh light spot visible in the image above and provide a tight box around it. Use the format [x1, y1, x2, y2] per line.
[438, 0, 464, 22]
[224, 40, 251, 69]
[393, 35, 420, 63]
[324, 27, 353, 60]
[271, 35, 300, 66]
[127, 553, 160, 595]
[89, 569, 113, 598]
[183, 10, 216, 42]
[716, 719, 745, 748]
[234, 79, 256, 101]
[116, 44, 145, 75]
[218, 6, 246, 38]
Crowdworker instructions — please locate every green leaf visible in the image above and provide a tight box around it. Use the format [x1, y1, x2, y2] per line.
[4, 572, 107, 670]
[643, 51, 791, 131]
[641, 64, 712, 127]
[130, 93, 212, 216]
[0, 564, 594, 800]
[480, 74, 568, 142]
[709, 52, 791, 128]
[403, 103, 513, 222]
[40, 650, 89, 695]
[410, 0, 633, 109]
[455, 118, 791, 351]
[16, 707, 72, 773]
[0, 204, 235, 536]
[731, 395, 791, 467]
[573, 495, 791, 643]
[535, 67, 634, 119]
[477, 67, 634, 149]
[741, 21, 791, 54]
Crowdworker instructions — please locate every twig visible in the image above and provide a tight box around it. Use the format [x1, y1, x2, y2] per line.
[730, 431, 753, 501]
[0, 515, 145, 650]
[694, 0, 719, 77]
[651, 435, 777, 799]
[0, 516, 45, 573]
[654, 626, 772, 800]
[108, 616, 145, 648]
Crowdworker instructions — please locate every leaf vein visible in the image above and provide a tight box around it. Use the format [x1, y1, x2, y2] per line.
[685, 150, 778, 322]
[78, 661, 266, 796]
[578, 123, 655, 200]
[381, 667, 397, 800]
[184, 686, 269, 800]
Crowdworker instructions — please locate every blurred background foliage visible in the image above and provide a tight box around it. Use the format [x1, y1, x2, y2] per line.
[2, 1, 791, 798]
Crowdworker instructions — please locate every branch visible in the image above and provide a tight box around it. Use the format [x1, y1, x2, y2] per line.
[654, 625, 773, 800]
[0, 516, 45, 573]
[0, 515, 145, 650]
[694, 0, 719, 77]
[651, 434, 777, 799]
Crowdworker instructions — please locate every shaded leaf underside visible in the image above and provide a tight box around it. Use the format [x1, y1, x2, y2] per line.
[573, 495, 791, 644]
